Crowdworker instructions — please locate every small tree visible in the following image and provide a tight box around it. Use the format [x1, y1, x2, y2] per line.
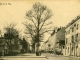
[21, 38, 29, 53]
[24, 2, 53, 56]
[4, 22, 21, 51]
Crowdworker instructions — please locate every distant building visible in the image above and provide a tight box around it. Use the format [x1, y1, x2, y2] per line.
[42, 27, 65, 54]
[65, 15, 80, 56]
[10, 38, 22, 53]
[0, 35, 23, 56]
[41, 40, 49, 52]
[21, 38, 30, 53]
[0, 37, 9, 56]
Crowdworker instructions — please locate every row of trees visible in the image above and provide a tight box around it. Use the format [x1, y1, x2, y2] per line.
[0, 23, 30, 55]
[0, 2, 53, 56]
[4, 23, 22, 55]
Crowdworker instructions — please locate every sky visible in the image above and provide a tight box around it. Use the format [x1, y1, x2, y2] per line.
[0, 0, 80, 41]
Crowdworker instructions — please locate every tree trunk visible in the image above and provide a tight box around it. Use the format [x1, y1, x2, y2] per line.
[32, 44, 35, 53]
[35, 43, 41, 56]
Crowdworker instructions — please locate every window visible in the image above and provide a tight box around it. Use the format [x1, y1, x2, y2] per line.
[63, 46, 64, 49]
[66, 31, 68, 35]
[72, 46, 73, 51]
[76, 24, 79, 29]
[76, 44, 78, 48]
[74, 24, 76, 27]
[66, 38, 67, 44]
[71, 35, 74, 43]
[68, 47, 69, 53]
[72, 27, 74, 32]
[68, 30, 70, 34]
[75, 34, 78, 42]
[65, 31, 67, 35]
[66, 30, 70, 35]
[0, 41, 2, 44]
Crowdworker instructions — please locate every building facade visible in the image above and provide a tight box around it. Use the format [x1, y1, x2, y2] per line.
[65, 15, 80, 56]
[0, 38, 9, 56]
[42, 27, 65, 54]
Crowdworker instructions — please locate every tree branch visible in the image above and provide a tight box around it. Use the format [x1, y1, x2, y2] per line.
[26, 11, 38, 29]
[43, 22, 52, 26]
[40, 30, 53, 35]
[23, 23, 37, 34]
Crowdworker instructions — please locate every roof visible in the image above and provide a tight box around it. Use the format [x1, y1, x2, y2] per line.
[51, 27, 65, 36]
[44, 40, 49, 43]
[65, 15, 80, 29]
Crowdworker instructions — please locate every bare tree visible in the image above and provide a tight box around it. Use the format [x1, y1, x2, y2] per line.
[23, 2, 53, 56]
[4, 23, 21, 50]
[4, 23, 17, 38]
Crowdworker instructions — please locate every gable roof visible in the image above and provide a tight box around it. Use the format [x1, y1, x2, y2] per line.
[65, 15, 80, 29]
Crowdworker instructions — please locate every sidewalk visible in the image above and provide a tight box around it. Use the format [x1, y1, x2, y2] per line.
[42, 53, 80, 58]
[0, 53, 46, 58]
[1, 53, 80, 59]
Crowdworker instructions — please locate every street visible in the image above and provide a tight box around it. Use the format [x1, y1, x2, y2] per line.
[0, 53, 80, 60]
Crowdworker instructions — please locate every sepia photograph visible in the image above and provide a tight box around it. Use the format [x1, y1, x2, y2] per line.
[0, 0, 80, 60]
